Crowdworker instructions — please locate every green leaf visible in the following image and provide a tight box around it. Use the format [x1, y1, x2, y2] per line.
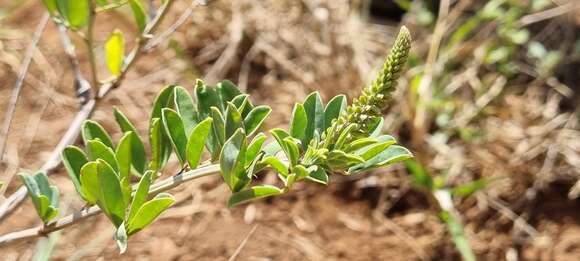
[227, 185, 283, 207]
[245, 133, 266, 166]
[148, 118, 163, 173]
[67, 0, 89, 29]
[19, 173, 41, 214]
[210, 107, 226, 147]
[220, 128, 248, 192]
[440, 211, 476, 261]
[116, 223, 128, 254]
[243, 106, 271, 136]
[150, 86, 176, 170]
[195, 80, 222, 117]
[368, 117, 384, 138]
[327, 150, 364, 170]
[404, 159, 433, 190]
[37, 195, 50, 221]
[173, 86, 198, 135]
[42, 0, 58, 14]
[20, 172, 59, 223]
[345, 137, 378, 152]
[283, 137, 300, 166]
[260, 156, 288, 176]
[231, 94, 253, 118]
[303, 92, 325, 147]
[56, 0, 69, 20]
[161, 108, 188, 165]
[127, 193, 175, 236]
[281, 173, 297, 189]
[306, 166, 328, 185]
[62, 146, 88, 196]
[105, 29, 125, 77]
[270, 128, 290, 158]
[324, 95, 347, 130]
[95, 0, 109, 7]
[115, 132, 134, 204]
[217, 80, 242, 106]
[97, 159, 126, 227]
[80, 161, 99, 204]
[113, 108, 147, 175]
[115, 132, 133, 182]
[355, 139, 396, 161]
[87, 139, 119, 172]
[334, 124, 356, 150]
[128, 171, 152, 222]
[225, 102, 243, 139]
[348, 145, 413, 174]
[452, 179, 491, 198]
[128, 0, 147, 32]
[186, 118, 213, 169]
[291, 164, 309, 180]
[82, 120, 114, 149]
[289, 103, 307, 146]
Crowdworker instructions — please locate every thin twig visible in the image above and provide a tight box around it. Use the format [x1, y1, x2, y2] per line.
[57, 24, 92, 105]
[228, 225, 259, 261]
[0, 13, 49, 163]
[519, 2, 578, 26]
[86, 0, 100, 96]
[0, 100, 95, 222]
[412, 0, 450, 146]
[0, 164, 220, 245]
[204, 1, 244, 85]
[144, 1, 199, 52]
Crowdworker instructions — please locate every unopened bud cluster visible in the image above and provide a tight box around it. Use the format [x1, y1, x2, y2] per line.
[328, 26, 411, 146]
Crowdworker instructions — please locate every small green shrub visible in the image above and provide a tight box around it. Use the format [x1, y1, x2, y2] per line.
[6, 25, 414, 253]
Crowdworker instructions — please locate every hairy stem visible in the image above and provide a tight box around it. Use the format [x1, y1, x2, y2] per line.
[0, 164, 220, 245]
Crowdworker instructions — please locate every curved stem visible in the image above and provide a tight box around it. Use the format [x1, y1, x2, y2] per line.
[0, 164, 221, 245]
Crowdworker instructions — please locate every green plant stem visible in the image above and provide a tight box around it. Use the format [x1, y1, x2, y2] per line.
[0, 164, 220, 246]
[86, 0, 100, 96]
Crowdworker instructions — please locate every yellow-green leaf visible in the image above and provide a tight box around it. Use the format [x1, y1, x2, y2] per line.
[105, 29, 125, 77]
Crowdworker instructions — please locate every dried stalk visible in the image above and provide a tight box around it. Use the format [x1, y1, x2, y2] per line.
[0, 13, 50, 163]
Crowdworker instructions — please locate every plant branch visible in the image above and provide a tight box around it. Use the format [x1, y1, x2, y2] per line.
[0, 100, 96, 222]
[0, 13, 49, 163]
[57, 24, 92, 104]
[0, 0, 187, 221]
[86, 0, 100, 95]
[0, 164, 220, 245]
